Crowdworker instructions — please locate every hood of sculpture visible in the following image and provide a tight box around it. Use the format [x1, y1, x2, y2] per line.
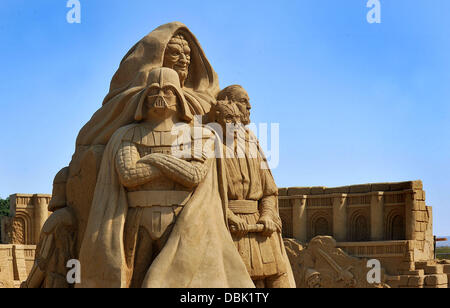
[107, 21, 219, 103]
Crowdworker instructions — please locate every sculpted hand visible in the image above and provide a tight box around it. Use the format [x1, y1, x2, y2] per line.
[228, 214, 249, 238]
[258, 216, 277, 237]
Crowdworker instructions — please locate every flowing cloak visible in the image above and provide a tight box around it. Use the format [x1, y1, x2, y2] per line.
[77, 21, 219, 147]
[77, 124, 254, 288]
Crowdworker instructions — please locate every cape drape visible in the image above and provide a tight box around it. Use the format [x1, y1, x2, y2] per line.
[77, 124, 254, 288]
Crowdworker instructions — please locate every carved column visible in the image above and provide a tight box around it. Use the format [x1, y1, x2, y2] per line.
[12, 245, 27, 281]
[332, 194, 347, 242]
[292, 196, 307, 243]
[34, 195, 48, 244]
[370, 192, 384, 241]
[404, 191, 415, 240]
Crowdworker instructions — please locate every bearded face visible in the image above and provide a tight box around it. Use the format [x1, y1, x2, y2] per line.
[163, 34, 191, 87]
[217, 86, 252, 125]
[231, 88, 251, 125]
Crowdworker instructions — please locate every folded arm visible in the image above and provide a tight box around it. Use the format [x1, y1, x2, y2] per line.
[138, 153, 211, 189]
[115, 141, 162, 188]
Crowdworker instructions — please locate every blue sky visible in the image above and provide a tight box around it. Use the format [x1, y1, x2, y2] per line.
[0, 0, 449, 235]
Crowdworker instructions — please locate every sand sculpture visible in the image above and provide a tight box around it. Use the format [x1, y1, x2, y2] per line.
[20, 22, 293, 288]
[4, 22, 445, 289]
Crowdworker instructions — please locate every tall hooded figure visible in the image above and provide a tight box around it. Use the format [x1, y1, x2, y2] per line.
[77, 67, 254, 288]
[33, 22, 221, 270]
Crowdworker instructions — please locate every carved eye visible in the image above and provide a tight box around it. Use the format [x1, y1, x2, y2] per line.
[171, 47, 183, 57]
[166, 45, 181, 58]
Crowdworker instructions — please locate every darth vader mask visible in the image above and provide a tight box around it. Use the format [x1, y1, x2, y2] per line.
[134, 67, 192, 122]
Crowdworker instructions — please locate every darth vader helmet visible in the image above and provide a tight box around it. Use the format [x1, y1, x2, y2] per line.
[135, 67, 193, 122]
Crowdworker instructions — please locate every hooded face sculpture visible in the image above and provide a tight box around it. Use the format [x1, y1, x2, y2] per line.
[76, 22, 219, 147]
[162, 34, 191, 87]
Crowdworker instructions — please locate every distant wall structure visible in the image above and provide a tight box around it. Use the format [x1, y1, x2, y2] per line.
[0, 194, 50, 287]
[278, 180, 449, 287]
[0, 245, 36, 288]
[0, 194, 51, 245]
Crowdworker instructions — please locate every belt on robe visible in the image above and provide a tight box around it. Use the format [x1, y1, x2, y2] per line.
[127, 190, 192, 208]
[228, 200, 259, 214]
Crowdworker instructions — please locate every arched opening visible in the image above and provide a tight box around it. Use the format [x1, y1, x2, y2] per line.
[352, 215, 369, 242]
[313, 217, 330, 237]
[391, 215, 405, 240]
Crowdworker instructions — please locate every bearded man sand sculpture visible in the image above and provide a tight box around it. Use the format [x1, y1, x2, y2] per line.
[211, 87, 295, 288]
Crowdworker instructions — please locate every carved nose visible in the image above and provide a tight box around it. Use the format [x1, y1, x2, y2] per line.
[179, 54, 188, 64]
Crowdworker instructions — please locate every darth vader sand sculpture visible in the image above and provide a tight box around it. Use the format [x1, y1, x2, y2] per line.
[22, 22, 294, 288]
